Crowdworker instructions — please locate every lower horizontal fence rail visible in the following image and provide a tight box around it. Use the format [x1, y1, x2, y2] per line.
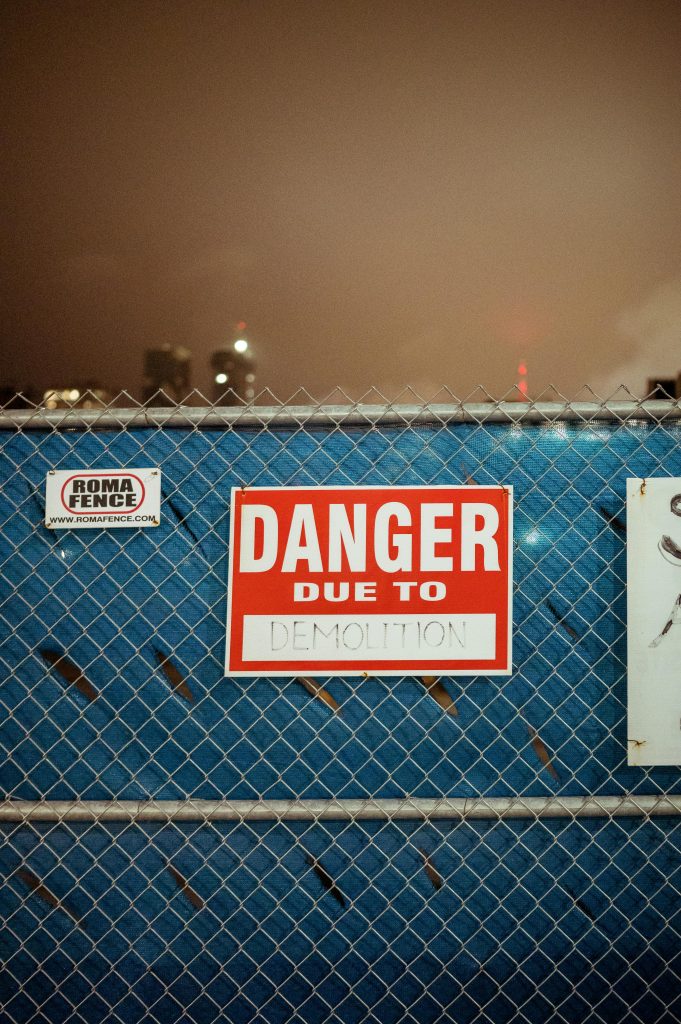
[2, 795, 681, 822]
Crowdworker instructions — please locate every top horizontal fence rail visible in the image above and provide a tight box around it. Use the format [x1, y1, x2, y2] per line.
[3, 398, 681, 430]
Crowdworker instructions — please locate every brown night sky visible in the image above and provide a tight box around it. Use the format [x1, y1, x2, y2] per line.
[1, 0, 681, 400]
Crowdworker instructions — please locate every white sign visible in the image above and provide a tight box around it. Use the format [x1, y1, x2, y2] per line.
[45, 468, 161, 529]
[628, 477, 681, 764]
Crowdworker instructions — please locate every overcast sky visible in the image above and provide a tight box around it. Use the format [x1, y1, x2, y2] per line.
[2, 0, 681, 400]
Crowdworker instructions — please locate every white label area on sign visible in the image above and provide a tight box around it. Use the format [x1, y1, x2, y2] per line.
[627, 477, 681, 764]
[226, 484, 513, 677]
[45, 468, 161, 529]
[242, 614, 496, 662]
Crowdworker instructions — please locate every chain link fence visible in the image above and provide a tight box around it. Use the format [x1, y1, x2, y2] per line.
[1, 389, 681, 1024]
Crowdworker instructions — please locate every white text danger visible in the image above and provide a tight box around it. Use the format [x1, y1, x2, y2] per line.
[239, 501, 501, 573]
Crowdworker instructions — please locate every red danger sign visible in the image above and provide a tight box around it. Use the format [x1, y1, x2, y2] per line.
[226, 486, 512, 676]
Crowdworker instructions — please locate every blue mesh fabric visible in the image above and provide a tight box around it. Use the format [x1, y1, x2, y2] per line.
[1, 416, 680, 1022]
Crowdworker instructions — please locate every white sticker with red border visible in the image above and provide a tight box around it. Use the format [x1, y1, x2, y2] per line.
[226, 485, 513, 677]
[45, 468, 161, 529]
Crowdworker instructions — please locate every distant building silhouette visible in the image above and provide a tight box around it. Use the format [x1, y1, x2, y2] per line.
[0, 386, 38, 408]
[210, 325, 257, 404]
[42, 384, 112, 409]
[646, 377, 678, 399]
[143, 346, 191, 405]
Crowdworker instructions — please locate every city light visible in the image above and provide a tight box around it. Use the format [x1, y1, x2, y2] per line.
[210, 325, 256, 403]
[518, 360, 528, 398]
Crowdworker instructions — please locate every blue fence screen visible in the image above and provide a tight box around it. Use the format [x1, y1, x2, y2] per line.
[1, 403, 680, 1024]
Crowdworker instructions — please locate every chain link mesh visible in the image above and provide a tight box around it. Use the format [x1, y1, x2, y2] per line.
[1, 388, 681, 1024]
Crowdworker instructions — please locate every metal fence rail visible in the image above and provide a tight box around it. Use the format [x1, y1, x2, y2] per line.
[4, 795, 681, 822]
[2, 390, 681, 1024]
